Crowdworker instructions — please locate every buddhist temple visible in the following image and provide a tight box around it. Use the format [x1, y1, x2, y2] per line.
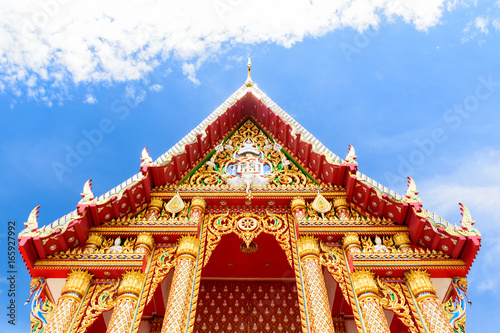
[19, 60, 480, 333]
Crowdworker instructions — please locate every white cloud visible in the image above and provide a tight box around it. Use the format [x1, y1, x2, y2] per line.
[0, 0, 448, 100]
[149, 83, 163, 92]
[419, 149, 500, 232]
[125, 85, 146, 105]
[475, 16, 489, 33]
[84, 94, 97, 104]
[182, 63, 200, 85]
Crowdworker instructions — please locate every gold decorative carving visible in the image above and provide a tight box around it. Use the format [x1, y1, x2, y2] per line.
[343, 233, 361, 254]
[296, 236, 320, 259]
[176, 235, 200, 259]
[61, 270, 93, 299]
[165, 193, 186, 217]
[311, 191, 331, 219]
[76, 281, 119, 333]
[394, 232, 412, 251]
[184, 120, 315, 189]
[118, 270, 145, 298]
[334, 196, 351, 219]
[443, 276, 467, 333]
[404, 269, 436, 298]
[291, 197, 306, 212]
[135, 233, 155, 254]
[204, 211, 291, 267]
[146, 197, 164, 220]
[190, 197, 206, 210]
[377, 279, 419, 333]
[288, 215, 309, 333]
[351, 269, 379, 298]
[319, 245, 350, 305]
[85, 233, 104, 249]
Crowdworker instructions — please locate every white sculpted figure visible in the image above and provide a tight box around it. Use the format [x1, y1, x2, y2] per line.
[109, 237, 123, 253]
[223, 139, 274, 195]
[374, 237, 387, 253]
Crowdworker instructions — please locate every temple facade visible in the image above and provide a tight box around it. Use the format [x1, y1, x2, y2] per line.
[19, 63, 480, 333]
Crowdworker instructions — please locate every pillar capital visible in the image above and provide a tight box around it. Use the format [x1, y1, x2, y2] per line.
[118, 270, 144, 298]
[333, 196, 348, 209]
[334, 196, 351, 219]
[146, 197, 164, 220]
[291, 197, 306, 211]
[61, 269, 93, 300]
[135, 233, 155, 254]
[149, 197, 164, 208]
[190, 197, 206, 211]
[351, 269, 380, 300]
[297, 236, 320, 259]
[394, 232, 411, 250]
[343, 233, 361, 254]
[176, 235, 199, 258]
[405, 269, 436, 297]
[84, 233, 104, 253]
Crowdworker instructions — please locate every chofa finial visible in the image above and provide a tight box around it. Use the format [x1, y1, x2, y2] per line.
[245, 58, 253, 87]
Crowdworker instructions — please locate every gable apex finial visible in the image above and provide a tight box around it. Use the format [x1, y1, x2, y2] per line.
[245, 57, 253, 87]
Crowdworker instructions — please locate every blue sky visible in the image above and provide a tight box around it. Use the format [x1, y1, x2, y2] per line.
[1, 1, 500, 331]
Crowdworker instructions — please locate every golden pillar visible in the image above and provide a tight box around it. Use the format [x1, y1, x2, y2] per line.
[160, 236, 199, 333]
[146, 197, 164, 220]
[351, 269, 391, 333]
[106, 270, 145, 333]
[45, 270, 93, 333]
[135, 233, 155, 255]
[291, 197, 307, 221]
[189, 197, 206, 224]
[296, 236, 336, 333]
[334, 196, 351, 219]
[394, 233, 412, 253]
[405, 270, 454, 333]
[343, 233, 362, 255]
[83, 233, 103, 254]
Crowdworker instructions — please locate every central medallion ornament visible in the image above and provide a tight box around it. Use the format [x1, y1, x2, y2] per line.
[238, 216, 258, 231]
[222, 138, 274, 196]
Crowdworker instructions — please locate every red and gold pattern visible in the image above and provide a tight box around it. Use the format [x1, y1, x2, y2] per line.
[405, 269, 453, 333]
[45, 297, 80, 333]
[351, 269, 390, 333]
[193, 280, 301, 333]
[45, 270, 93, 333]
[161, 236, 200, 333]
[204, 211, 291, 267]
[106, 296, 138, 333]
[20, 74, 479, 333]
[161, 257, 196, 333]
[106, 270, 145, 333]
[297, 236, 336, 333]
[419, 298, 454, 333]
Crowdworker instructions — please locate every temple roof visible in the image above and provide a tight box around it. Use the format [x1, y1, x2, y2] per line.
[18, 66, 481, 275]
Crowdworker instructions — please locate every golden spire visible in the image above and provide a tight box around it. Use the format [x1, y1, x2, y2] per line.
[245, 57, 253, 87]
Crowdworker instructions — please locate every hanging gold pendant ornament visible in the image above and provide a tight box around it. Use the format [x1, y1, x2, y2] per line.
[311, 191, 331, 220]
[165, 193, 185, 220]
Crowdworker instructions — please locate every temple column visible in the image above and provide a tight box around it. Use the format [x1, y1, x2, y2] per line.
[83, 233, 103, 254]
[188, 197, 207, 224]
[106, 270, 145, 333]
[45, 269, 93, 333]
[351, 269, 391, 333]
[135, 233, 155, 265]
[160, 236, 199, 333]
[343, 233, 362, 256]
[394, 233, 412, 253]
[405, 270, 454, 333]
[145, 197, 164, 220]
[297, 236, 336, 333]
[334, 196, 351, 219]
